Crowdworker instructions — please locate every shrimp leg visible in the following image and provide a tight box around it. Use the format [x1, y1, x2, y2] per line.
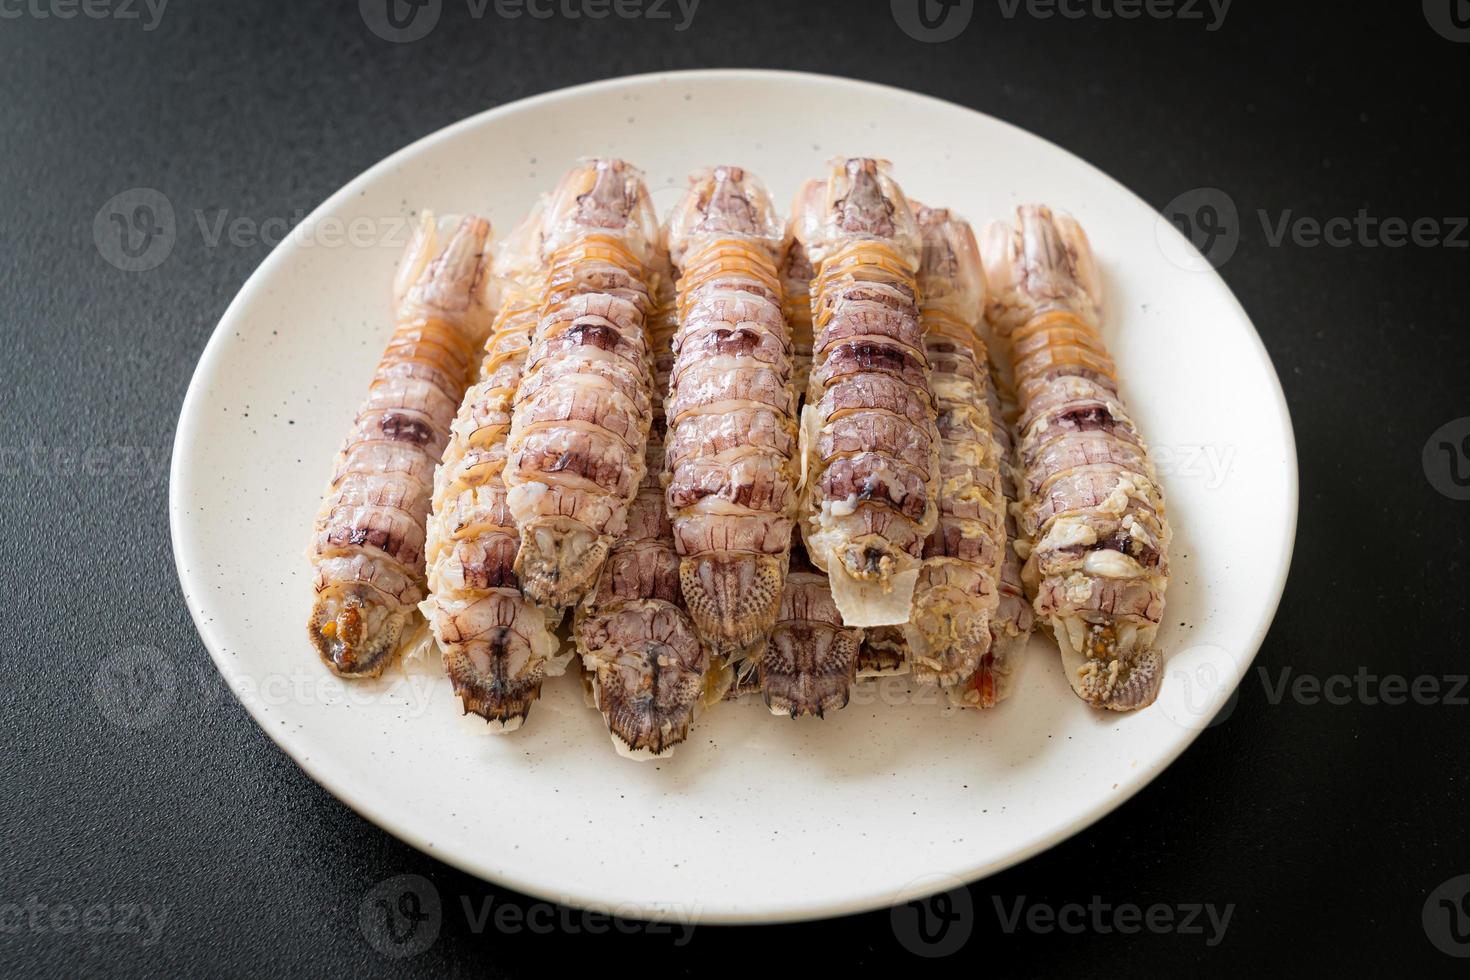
[422, 202, 569, 729]
[791, 158, 935, 627]
[505, 159, 661, 609]
[663, 166, 798, 664]
[309, 213, 494, 677]
[979, 205, 1171, 711]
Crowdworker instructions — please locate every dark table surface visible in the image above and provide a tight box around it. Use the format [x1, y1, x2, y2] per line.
[3, 0, 1468, 975]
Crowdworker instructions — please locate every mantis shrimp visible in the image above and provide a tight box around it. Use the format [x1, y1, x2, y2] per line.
[662, 166, 799, 666]
[979, 205, 1171, 711]
[505, 159, 661, 609]
[792, 158, 936, 628]
[900, 206, 1006, 687]
[421, 202, 570, 729]
[573, 255, 711, 758]
[309, 213, 493, 678]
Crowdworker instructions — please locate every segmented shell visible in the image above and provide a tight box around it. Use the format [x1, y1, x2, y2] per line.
[792, 159, 936, 628]
[309, 214, 493, 678]
[663, 166, 798, 662]
[898, 207, 1007, 687]
[505, 159, 660, 608]
[979, 205, 1171, 711]
[422, 250, 568, 728]
[573, 260, 711, 758]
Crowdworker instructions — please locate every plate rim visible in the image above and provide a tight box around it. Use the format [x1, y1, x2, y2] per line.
[169, 67, 1299, 924]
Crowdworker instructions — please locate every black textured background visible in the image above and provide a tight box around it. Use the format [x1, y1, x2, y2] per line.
[2, 0, 1468, 975]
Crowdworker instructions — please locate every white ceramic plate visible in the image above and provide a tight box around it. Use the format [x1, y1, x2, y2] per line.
[171, 70, 1296, 924]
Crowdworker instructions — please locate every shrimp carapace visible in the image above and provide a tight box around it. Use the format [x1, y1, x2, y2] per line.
[979, 205, 1170, 711]
[662, 165, 798, 663]
[309, 213, 494, 678]
[422, 202, 571, 729]
[574, 255, 711, 758]
[791, 158, 935, 628]
[505, 158, 661, 609]
[901, 206, 1007, 687]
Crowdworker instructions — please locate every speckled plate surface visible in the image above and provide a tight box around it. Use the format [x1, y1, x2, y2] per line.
[170, 69, 1296, 924]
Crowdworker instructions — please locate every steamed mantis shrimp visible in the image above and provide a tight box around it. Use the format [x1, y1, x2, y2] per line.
[662, 166, 799, 666]
[308, 213, 494, 677]
[900, 206, 1006, 687]
[505, 159, 661, 609]
[979, 205, 1171, 711]
[792, 158, 936, 628]
[573, 256, 711, 758]
[421, 202, 569, 729]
